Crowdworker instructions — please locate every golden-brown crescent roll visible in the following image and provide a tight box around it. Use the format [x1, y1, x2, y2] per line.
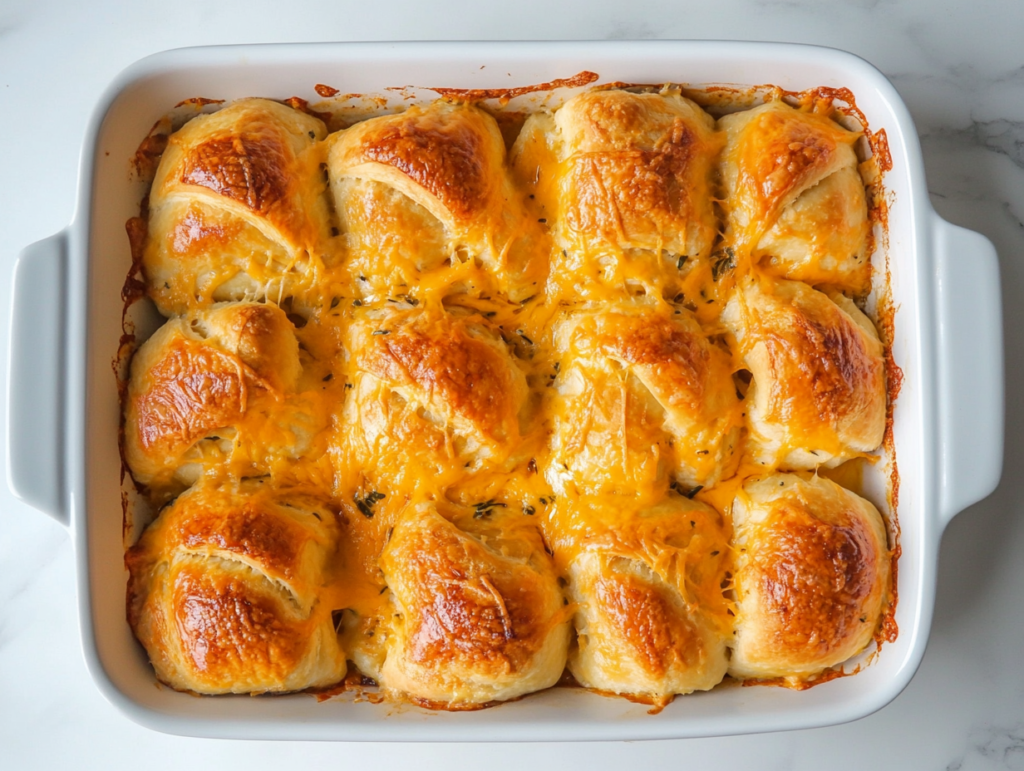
[144, 99, 333, 315]
[728, 473, 890, 681]
[722, 278, 885, 470]
[341, 306, 528, 483]
[546, 304, 741, 500]
[124, 302, 326, 499]
[329, 101, 546, 300]
[125, 482, 346, 694]
[377, 501, 570, 708]
[549, 494, 731, 699]
[719, 101, 870, 292]
[513, 89, 719, 293]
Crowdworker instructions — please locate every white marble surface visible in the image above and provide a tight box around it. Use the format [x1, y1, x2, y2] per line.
[1, 0, 1022, 768]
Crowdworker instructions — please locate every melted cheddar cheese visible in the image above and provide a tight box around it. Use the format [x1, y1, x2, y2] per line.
[124, 86, 893, 706]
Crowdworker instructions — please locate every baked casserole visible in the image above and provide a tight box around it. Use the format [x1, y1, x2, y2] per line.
[121, 84, 896, 710]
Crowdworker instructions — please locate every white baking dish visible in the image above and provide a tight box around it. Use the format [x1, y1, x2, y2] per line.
[5, 41, 1003, 741]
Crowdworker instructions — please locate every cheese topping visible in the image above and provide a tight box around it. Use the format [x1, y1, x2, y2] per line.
[124, 88, 893, 705]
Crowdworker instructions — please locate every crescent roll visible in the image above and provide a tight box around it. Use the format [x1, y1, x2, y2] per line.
[125, 483, 346, 694]
[341, 307, 528, 482]
[719, 101, 870, 292]
[551, 495, 732, 699]
[329, 101, 546, 300]
[513, 89, 719, 293]
[546, 304, 741, 499]
[143, 98, 334, 315]
[378, 501, 570, 708]
[728, 473, 890, 681]
[722, 278, 885, 470]
[124, 302, 327, 499]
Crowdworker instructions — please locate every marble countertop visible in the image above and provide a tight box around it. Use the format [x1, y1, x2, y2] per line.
[2, 0, 1022, 768]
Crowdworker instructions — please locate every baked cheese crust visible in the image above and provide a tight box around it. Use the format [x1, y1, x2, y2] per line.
[124, 89, 892, 707]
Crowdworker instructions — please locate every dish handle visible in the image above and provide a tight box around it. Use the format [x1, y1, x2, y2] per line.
[6, 230, 68, 525]
[932, 212, 1004, 528]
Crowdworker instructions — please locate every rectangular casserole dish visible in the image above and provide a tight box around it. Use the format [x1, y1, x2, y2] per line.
[5, 40, 1003, 741]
